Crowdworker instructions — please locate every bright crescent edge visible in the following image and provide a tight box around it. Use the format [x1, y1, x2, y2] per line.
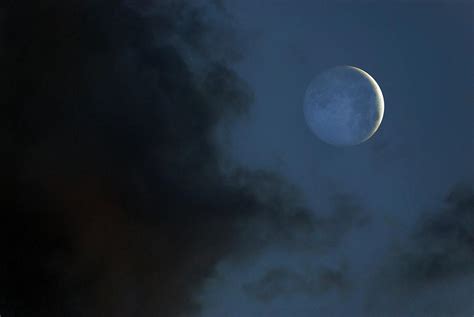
[347, 66, 385, 142]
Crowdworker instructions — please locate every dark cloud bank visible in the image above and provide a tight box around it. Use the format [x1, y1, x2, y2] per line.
[0, 1, 319, 316]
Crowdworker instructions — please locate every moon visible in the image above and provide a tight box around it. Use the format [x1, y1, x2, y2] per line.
[303, 66, 384, 146]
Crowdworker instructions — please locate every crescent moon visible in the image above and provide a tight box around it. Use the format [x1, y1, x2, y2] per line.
[348, 66, 385, 141]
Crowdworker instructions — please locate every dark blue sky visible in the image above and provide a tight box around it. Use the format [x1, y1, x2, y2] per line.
[1, 1, 472, 316]
[198, 1, 473, 316]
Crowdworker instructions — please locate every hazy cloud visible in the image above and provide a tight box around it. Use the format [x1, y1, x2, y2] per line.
[244, 264, 350, 302]
[366, 183, 474, 316]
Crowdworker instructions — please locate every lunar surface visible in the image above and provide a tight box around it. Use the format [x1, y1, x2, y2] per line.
[303, 66, 384, 146]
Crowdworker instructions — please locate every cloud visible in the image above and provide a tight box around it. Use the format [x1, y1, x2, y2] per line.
[238, 193, 367, 306]
[228, 183, 370, 260]
[0, 1, 317, 316]
[397, 183, 474, 284]
[243, 264, 350, 303]
[366, 183, 474, 316]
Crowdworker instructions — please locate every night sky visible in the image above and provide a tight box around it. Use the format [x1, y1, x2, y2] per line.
[1, 1, 473, 317]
